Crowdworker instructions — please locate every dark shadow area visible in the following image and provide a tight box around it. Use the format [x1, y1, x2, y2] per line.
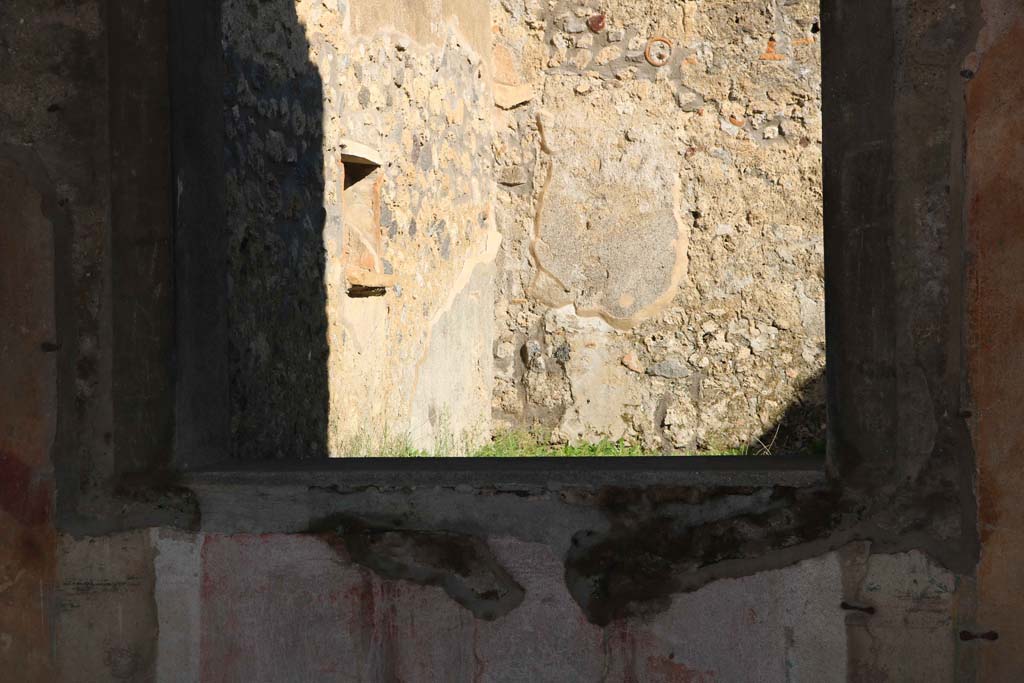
[746, 370, 827, 457]
[222, 1, 327, 460]
[173, 0, 328, 464]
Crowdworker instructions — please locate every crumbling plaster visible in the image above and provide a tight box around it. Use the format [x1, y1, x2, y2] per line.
[2, 0, 1023, 680]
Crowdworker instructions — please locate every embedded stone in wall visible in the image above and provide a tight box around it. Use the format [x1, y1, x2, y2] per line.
[545, 306, 637, 444]
[495, 83, 535, 109]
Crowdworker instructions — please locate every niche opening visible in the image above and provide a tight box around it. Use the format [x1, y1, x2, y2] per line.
[340, 140, 394, 298]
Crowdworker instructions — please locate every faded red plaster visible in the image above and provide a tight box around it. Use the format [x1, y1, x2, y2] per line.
[0, 450, 52, 526]
[0, 152, 58, 680]
[967, 17, 1024, 680]
[647, 655, 717, 683]
[619, 622, 641, 683]
[201, 533, 460, 681]
[601, 618, 718, 682]
[199, 535, 244, 681]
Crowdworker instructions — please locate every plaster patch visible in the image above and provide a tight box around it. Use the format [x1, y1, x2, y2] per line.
[531, 85, 689, 328]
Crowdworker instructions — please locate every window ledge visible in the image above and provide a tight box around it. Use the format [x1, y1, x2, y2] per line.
[182, 455, 827, 490]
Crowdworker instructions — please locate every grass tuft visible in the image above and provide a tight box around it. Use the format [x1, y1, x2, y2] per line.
[335, 426, 782, 457]
[472, 430, 646, 457]
[468, 430, 756, 457]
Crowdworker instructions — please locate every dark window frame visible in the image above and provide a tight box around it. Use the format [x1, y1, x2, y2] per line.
[59, 1, 976, 584]
[169, 0, 830, 481]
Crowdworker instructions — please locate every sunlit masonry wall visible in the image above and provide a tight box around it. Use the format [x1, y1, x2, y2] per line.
[225, 0, 824, 457]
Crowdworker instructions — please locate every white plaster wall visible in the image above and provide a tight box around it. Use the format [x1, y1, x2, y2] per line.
[147, 534, 958, 682]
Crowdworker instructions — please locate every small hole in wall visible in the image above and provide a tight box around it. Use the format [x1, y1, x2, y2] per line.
[811, 21, 820, 34]
[343, 161, 377, 189]
[341, 155, 392, 299]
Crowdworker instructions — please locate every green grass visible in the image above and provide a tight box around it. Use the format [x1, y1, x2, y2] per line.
[472, 430, 646, 457]
[339, 425, 780, 458]
[335, 427, 432, 458]
[461, 429, 756, 457]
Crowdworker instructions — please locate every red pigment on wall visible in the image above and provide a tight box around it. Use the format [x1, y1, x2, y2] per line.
[0, 449, 50, 526]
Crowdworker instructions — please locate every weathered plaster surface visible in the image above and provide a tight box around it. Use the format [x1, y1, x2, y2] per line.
[967, 0, 1024, 677]
[0, 151, 59, 682]
[532, 87, 688, 327]
[154, 529, 202, 682]
[410, 256, 500, 451]
[54, 531, 158, 681]
[0, 1, 108, 678]
[138, 531, 963, 682]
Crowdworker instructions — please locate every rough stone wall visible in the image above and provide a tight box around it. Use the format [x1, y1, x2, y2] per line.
[490, 0, 825, 453]
[223, 0, 330, 458]
[222, 0, 499, 456]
